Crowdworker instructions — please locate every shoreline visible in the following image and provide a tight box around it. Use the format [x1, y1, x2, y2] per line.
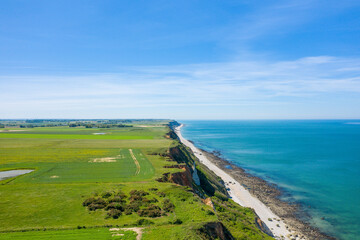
[175, 124, 333, 240]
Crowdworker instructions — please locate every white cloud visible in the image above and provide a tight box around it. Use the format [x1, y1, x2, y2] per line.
[1, 55, 360, 118]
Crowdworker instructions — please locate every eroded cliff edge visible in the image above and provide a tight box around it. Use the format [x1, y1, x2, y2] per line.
[160, 120, 273, 240]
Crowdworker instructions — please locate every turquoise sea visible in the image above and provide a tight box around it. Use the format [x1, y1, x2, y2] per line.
[180, 120, 360, 240]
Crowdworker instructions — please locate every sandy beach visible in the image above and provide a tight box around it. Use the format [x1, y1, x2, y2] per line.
[175, 124, 318, 240]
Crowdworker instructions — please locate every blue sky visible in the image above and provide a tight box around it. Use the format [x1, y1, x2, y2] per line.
[1, 0, 360, 119]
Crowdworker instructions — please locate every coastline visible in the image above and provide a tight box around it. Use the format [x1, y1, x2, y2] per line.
[175, 124, 333, 240]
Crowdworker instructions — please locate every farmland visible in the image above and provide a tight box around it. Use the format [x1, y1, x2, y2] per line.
[0, 120, 271, 239]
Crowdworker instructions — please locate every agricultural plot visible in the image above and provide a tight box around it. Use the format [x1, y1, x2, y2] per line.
[0, 133, 153, 140]
[0, 126, 166, 139]
[2, 149, 154, 184]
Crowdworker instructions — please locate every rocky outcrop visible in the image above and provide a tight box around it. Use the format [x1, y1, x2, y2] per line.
[202, 197, 215, 210]
[255, 216, 274, 237]
[198, 222, 235, 240]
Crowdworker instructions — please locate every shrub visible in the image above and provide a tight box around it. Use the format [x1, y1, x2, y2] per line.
[107, 209, 122, 219]
[101, 191, 113, 198]
[114, 191, 127, 199]
[156, 192, 166, 197]
[136, 219, 154, 226]
[83, 197, 107, 211]
[124, 208, 133, 215]
[148, 188, 158, 191]
[105, 202, 125, 211]
[149, 197, 158, 203]
[126, 202, 141, 212]
[170, 218, 183, 225]
[88, 203, 106, 211]
[206, 210, 215, 215]
[129, 190, 149, 197]
[163, 199, 175, 213]
[82, 197, 96, 207]
[108, 196, 126, 204]
[137, 204, 162, 218]
[129, 194, 143, 202]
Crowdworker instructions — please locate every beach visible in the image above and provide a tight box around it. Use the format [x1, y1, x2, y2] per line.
[175, 124, 331, 240]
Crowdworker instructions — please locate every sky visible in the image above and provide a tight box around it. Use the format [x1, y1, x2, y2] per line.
[1, 0, 360, 119]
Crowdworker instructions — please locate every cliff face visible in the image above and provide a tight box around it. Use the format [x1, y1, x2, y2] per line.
[198, 222, 235, 240]
[169, 165, 193, 189]
[165, 126, 272, 239]
[169, 146, 195, 165]
[157, 164, 194, 189]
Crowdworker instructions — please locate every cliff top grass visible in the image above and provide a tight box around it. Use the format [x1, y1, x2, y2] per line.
[0, 120, 272, 240]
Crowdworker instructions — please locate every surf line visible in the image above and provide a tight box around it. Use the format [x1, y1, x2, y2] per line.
[129, 149, 140, 175]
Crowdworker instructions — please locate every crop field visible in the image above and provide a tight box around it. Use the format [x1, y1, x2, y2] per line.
[1, 149, 154, 184]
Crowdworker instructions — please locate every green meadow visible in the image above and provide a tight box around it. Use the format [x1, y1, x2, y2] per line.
[0, 228, 137, 240]
[0, 122, 271, 239]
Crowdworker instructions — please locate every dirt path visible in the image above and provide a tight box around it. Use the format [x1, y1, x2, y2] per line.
[110, 227, 144, 240]
[129, 149, 140, 175]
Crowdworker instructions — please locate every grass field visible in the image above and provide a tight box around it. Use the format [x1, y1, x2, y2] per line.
[0, 122, 271, 239]
[1, 149, 154, 184]
[0, 133, 153, 140]
[0, 124, 197, 238]
[0, 228, 137, 240]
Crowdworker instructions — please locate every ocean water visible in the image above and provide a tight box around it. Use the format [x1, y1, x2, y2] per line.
[180, 120, 360, 240]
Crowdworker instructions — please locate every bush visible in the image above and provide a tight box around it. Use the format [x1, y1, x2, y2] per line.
[101, 191, 113, 198]
[88, 203, 106, 211]
[83, 197, 107, 210]
[82, 197, 96, 207]
[108, 196, 126, 204]
[124, 208, 133, 215]
[156, 192, 166, 197]
[114, 191, 127, 199]
[206, 210, 215, 215]
[148, 188, 158, 191]
[129, 190, 149, 197]
[105, 202, 125, 211]
[136, 219, 154, 226]
[126, 202, 141, 212]
[149, 197, 158, 203]
[216, 205, 226, 212]
[163, 199, 175, 213]
[129, 195, 143, 202]
[107, 209, 122, 219]
[137, 204, 162, 218]
[169, 218, 183, 225]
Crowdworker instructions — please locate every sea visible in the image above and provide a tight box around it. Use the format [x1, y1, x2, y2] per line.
[180, 120, 360, 240]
